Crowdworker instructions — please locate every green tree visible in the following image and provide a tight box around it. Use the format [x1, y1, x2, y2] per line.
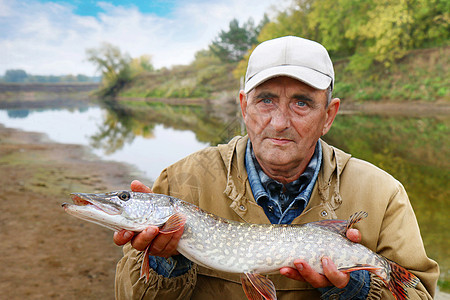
[258, 0, 316, 42]
[76, 74, 90, 82]
[347, 0, 414, 70]
[86, 43, 133, 96]
[4, 69, 28, 82]
[253, 0, 449, 73]
[210, 17, 268, 63]
[129, 55, 154, 77]
[409, 0, 450, 48]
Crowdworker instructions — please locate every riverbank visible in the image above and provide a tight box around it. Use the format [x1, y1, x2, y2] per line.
[0, 124, 147, 299]
[0, 82, 99, 109]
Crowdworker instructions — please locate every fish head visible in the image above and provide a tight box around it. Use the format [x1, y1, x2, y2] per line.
[63, 191, 177, 232]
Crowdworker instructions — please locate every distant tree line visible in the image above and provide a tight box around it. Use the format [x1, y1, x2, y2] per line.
[85, 17, 267, 96]
[86, 0, 448, 97]
[238, 0, 449, 75]
[0, 69, 101, 83]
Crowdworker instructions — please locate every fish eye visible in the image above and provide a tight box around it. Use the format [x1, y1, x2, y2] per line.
[118, 191, 130, 201]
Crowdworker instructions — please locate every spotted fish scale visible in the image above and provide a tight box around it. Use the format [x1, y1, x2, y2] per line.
[180, 205, 385, 276]
[63, 191, 420, 300]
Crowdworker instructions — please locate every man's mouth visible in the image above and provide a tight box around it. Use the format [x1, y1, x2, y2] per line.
[267, 137, 293, 145]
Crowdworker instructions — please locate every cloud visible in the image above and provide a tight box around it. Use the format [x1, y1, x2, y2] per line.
[0, 0, 290, 76]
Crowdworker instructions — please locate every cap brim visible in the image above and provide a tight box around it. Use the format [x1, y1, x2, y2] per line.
[244, 65, 332, 93]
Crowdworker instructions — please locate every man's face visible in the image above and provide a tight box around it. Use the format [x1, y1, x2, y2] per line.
[240, 76, 339, 183]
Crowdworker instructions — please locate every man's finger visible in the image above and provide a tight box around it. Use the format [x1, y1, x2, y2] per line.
[279, 267, 306, 281]
[158, 226, 184, 257]
[114, 230, 134, 246]
[321, 257, 350, 289]
[293, 259, 331, 288]
[149, 226, 184, 257]
[130, 180, 152, 193]
[346, 228, 361, 243]
[131, 226, 159, 251]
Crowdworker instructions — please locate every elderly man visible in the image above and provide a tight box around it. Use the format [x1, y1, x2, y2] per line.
[114, 36, 438, 299]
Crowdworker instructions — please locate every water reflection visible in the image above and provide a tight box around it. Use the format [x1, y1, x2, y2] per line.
[94, 98, 243, 148]
[90, 104, 138, 154]
[323, 114, 450, 290]
[0, 105, 210, 181]
[7, 109, 31, 118]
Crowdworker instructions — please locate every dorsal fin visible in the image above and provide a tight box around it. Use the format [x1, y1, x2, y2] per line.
[345, 211, 368, 231]
[310, 211, 368, 236]
[309, 219, 348, 235]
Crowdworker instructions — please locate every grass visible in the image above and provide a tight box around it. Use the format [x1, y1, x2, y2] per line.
[327, 46, 449, 102]
[115, 46, 449, 104]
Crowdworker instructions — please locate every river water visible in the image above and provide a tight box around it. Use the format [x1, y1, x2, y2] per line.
[0, 101, 448, 293]
[0, 106, 208, 181]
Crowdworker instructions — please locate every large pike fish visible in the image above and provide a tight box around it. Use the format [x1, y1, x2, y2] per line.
[63, 191, 419, 300]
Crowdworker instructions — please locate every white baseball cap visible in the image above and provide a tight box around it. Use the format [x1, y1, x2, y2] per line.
[244, 36, 334, 93]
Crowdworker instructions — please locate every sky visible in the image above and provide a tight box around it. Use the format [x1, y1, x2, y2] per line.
[0, 0, 291, 76]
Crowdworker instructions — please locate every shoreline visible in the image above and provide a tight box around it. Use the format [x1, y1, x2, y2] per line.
[1, 95, 449, 116]
[0, 124, 146, 299]
[338, 99, 450, 116]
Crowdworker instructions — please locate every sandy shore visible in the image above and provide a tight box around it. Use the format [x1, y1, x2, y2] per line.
[0, 124, 147, 299]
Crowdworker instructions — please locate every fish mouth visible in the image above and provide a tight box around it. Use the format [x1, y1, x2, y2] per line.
[62, 193, 121, 215]
[70, 194, 93, 206]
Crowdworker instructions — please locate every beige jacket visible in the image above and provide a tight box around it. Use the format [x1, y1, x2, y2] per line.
[115, 136, 439, 299]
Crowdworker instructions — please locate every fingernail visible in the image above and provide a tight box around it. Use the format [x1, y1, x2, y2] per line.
[124, 231, 133, 240]
[322, 257, 328, 266]
[147, 227, 158, 236]
[295, 262, 304, 271]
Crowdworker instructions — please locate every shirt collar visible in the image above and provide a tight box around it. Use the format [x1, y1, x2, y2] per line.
[245, 140, 322, 223]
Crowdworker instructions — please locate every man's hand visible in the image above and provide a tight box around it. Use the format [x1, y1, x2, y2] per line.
[113, 180, 183, 258]
[279, 228, 362, 288]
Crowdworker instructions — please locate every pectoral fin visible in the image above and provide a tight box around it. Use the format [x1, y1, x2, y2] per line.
[159, 213, 186, 234]
[241, 273, 277, 300]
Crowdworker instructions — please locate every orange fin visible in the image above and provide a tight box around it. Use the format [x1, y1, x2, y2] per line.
[310, 211, 368, 236]
[241, 273, 277, 300]
[241, 275, 264, 300]
[139, 245, 151, 283]
[310, 219, 348, 235]
[338, 264, 381, 273]
[377, 259, 420, 300]
[345, 211, 368, 231]
[159, 213, 186, 234]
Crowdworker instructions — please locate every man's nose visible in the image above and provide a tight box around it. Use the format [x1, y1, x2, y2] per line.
[270, 107, 290, 131]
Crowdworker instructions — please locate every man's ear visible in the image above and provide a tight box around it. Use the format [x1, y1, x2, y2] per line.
[322, 98, 340, 136]
[239, 90, 248, 119]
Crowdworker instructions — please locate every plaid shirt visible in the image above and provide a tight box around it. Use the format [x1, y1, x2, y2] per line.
[245, 140, 322, 224]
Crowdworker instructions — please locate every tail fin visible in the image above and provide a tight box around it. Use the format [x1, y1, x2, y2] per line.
[381, 260, 420, 300]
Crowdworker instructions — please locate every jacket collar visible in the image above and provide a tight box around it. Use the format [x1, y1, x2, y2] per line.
[317, 139, 352, 211]
[220, 136, 352, 223]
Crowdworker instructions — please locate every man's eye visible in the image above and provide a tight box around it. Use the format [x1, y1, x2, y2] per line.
[296, 101, 306, 107]
[262, 98, 272, 104]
